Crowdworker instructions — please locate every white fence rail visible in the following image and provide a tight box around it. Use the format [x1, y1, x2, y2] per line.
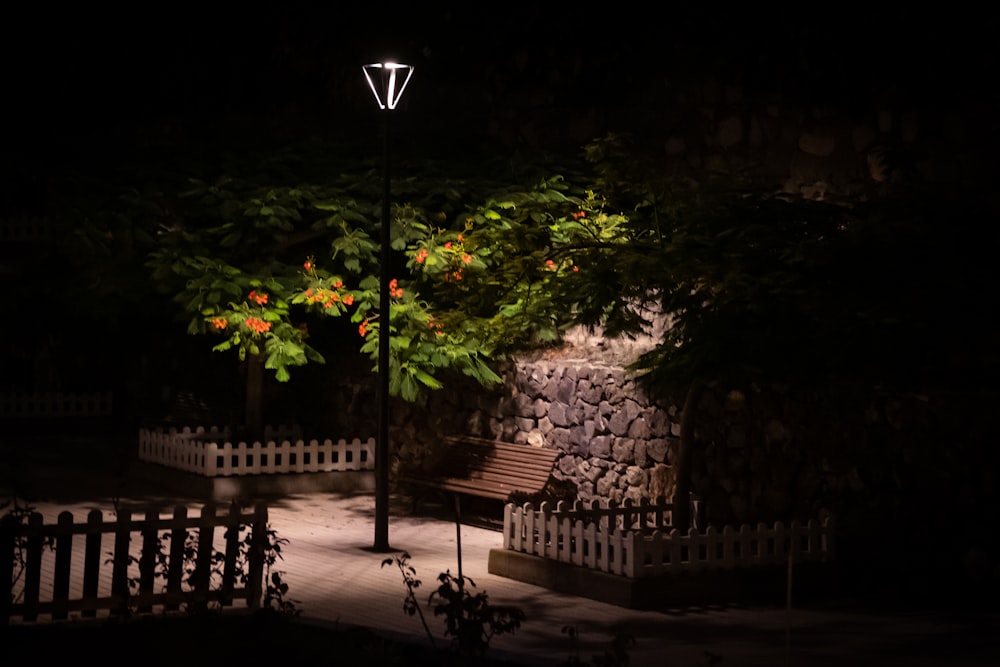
[138, 426, 374, 477]
[502, 499, 834, 579]
[0, 392, 113, 419]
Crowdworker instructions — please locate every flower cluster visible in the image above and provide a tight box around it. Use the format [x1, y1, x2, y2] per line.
[414, 234, 473, 275]
[389, 278, 403, 299]
[572, 211, 586, 220]
[248, 290, 269, 305]
[427, 316, 445, 337]
[304, 281, 354, 310]
[212, 317, 227, 330]
[544, 259, 580, 273]
[245, 317, 271, 334]
[358, 319, 369, 337]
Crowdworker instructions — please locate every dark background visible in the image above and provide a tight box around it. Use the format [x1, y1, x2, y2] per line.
[3, 5, 996, 161]
[2, 4, 999, 606]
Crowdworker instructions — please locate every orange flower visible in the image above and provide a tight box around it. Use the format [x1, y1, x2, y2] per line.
[212, 317, 227, 330]
[457, 234, 464, 243]
[461, 253, 472, 264]
[303, 260, 313, 271]
[245, 317, 271, 333]
[343, 294, 355, 306]
[358, 319, 369, 337]
[248, 290, 268, 305]
[415, 248, 428, 264]
[572, 211, 586, 220]
[333, 280, 344, 289]
[545, 259, 556, 270]
[444, 242, 452, 250]
[389, 278, 403, 299]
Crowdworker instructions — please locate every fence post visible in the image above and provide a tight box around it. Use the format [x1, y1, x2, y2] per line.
[165, 506, 187, 612]
[52, 512, 74, 620]
[82, 509, 103, 617]
[221, 502, 242, 606]
[0, 514, 15, 624]
[502, 503, 514, 549]
[190, 504, 217, 613]
[22, 512, 43, 622]
[138, 507, 160, 613]
[111, 508, 133, 616]
[246, 502, 268, 610]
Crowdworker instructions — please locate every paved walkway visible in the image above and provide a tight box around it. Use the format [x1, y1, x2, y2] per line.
[11, 475, 1000, 667]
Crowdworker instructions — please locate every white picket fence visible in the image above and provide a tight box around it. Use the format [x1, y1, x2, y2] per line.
[502, 499, 834, 579]
[0, 392, 113, 419]
[138, 426, 375, 477]
[0, 217, 50, 242]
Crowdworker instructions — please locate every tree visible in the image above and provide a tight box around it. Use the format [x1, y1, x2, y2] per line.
[563, 133, 999, 537]
[143, 148, 613, 435]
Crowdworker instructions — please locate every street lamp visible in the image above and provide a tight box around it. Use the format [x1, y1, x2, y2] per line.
[363, 61, 414, 552]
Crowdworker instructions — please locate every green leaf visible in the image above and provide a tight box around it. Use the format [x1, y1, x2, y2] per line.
[220, 232, 242, 247]
[413, 369, 444, 390]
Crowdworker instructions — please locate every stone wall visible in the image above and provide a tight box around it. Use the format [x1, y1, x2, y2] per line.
[380, 321, 865, 529]
[489, 357, 680, 506]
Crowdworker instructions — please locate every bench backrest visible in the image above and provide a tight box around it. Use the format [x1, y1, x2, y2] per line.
[431, 436, 560, 501]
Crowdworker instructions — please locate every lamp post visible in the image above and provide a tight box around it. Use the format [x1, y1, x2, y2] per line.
[362, 61, 414, 552]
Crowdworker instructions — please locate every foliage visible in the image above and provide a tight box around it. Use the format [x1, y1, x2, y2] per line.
[103, 499, 297, 619]
[381, 551, 437, 650]
[384, 552, 525, 658]
[429, 568, 526, 656]
[560, 624, 636, 667]
[142, 150, 622, 403]
[573, 132, 999, 402]
[2, 497, 55, 608]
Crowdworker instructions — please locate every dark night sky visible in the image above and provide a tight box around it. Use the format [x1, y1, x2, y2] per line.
[2, 5, 996, 164]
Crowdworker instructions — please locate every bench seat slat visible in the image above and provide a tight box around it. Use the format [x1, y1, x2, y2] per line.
[401, 437, 560, 504]
[444, 460, 554, 475]
[438, 470, 550, 487]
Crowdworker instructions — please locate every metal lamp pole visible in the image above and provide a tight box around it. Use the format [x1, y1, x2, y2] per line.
[362, 62, 414, 552]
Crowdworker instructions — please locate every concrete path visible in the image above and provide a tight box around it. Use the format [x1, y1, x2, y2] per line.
[12, 482, 1000, 667]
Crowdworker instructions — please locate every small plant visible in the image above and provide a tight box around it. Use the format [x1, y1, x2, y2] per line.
[381, 551, 437, 649]
[107, 501, 298, 618]
[430, 568, 525, 656]
[561, 624, 635, 667]
[384, 552, 525, 658]
[2, 496, 55, 608]
[244, 522, 299, 617]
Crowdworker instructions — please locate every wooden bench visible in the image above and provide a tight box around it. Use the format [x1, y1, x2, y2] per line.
[399, 435, 561, 514]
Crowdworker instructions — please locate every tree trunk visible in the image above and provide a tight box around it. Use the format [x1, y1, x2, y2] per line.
[672, 381, 705, 533]
[244, 355, 264, 438]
